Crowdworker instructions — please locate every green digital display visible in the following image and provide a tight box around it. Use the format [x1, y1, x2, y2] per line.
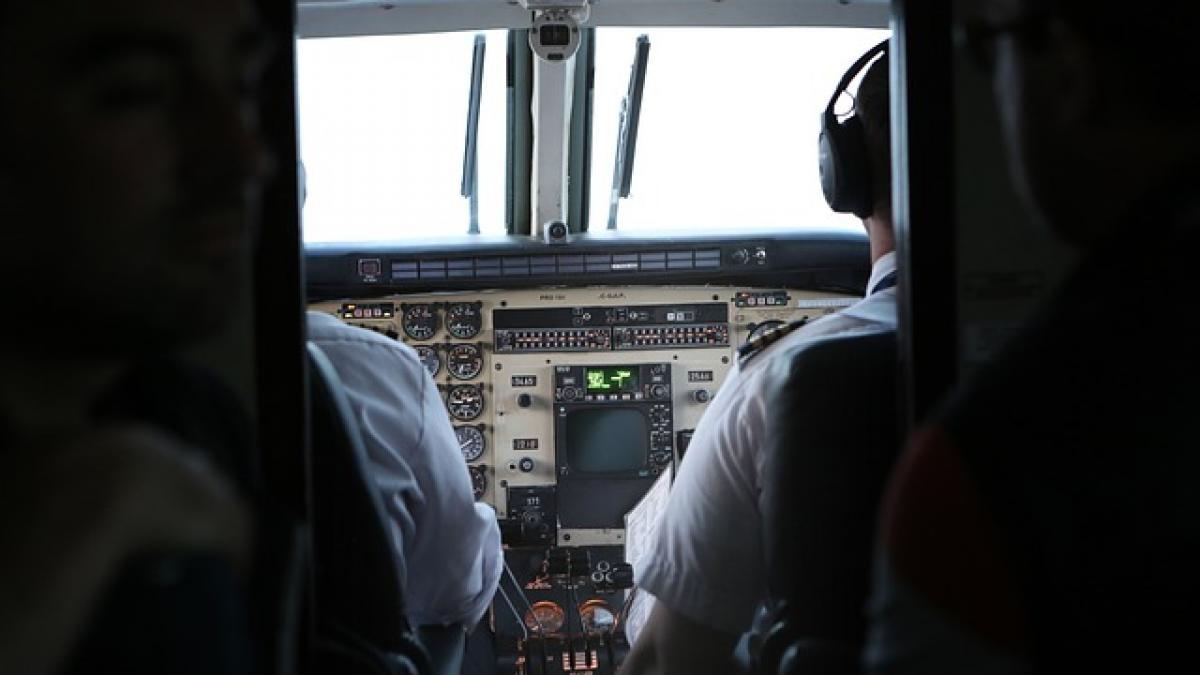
[585, 367, 639, 392]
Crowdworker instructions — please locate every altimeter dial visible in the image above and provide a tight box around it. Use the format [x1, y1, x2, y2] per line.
[455, 425, 486, 462]
[401, 303, 439, 340]
[447, 343, 484, 380]
[446, 302, 483, 339]
[447, 384, 484, 421]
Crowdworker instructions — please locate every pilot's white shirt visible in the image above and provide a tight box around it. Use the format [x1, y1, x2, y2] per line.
[307, 311, 503, 627]
[632, 252, 899, 638]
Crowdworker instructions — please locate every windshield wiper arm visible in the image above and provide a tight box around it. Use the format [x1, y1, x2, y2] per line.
[461, 33, 487, 235]
[607, 34, 650, 231]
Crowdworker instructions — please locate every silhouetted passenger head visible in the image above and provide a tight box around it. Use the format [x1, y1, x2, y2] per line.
[962, 0, 1200, 248]
[0, 0, 272, 358]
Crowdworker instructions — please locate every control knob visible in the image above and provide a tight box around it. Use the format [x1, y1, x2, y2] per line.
[517, 393, 533, 408]
[521, 510, 544, 534]
[518, 457, 536, 473]
[650, 384, 670, 400]
[691, 389, 711, 404]
[561, 386, 582, 402]
[608, 563, 635, 589]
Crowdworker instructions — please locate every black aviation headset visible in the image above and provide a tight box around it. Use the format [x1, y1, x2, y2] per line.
[818, 39, 889, 218]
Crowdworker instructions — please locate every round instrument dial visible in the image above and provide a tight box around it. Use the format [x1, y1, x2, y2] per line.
[524, 601, 565, 634]
[401, 303, 439, 340]
[446, 302, 483, 339]
[447, 343, 484, 380]
[468, 465, 487, 501]
[579, 600, 616, 634]
[415, 345, 441, 378]
[455, 425, 486, 462]
[446, 384, 485, 421]
[746, 319, 785, 343]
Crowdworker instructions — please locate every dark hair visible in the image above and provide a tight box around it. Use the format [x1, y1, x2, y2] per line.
[855, 53, 891, 212]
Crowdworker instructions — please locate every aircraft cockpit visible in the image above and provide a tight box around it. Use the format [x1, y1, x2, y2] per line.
[7, 0, 1176, 673]
[297, 1, 890, 672]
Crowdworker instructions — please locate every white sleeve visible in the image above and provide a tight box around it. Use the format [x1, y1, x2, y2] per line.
[633, 368, 770, 635]
[397, 368, 502, 626]
[309, 318, 502, 627]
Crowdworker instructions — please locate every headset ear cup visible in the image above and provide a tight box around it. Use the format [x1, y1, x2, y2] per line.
[818, 111, 841, 211]
[820, 114, 872, 217]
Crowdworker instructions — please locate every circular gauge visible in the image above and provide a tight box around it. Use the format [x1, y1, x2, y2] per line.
[414, 345, 441, 378]
[746, 319, 786, 343]
[455, 425, 486, 462]
[401, 303, 439, 340]
[446, 302, 483, 339]
[446, 384, 485, 421]
[524, 601, 566, 634]
[579, 600, 616, 634]
[447, 343, 483, 380]
[468, 465, 487, 501]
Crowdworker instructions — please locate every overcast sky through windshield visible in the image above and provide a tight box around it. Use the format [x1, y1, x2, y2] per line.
[297, 27, 889, 243]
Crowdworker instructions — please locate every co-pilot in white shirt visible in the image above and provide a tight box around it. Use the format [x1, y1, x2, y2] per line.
[307, 311, 502, 627]
[630, 252, 898, 640]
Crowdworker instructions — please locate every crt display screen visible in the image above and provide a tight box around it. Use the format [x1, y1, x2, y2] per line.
[585, 366, 640, 392]
[565, 408, 648, 473]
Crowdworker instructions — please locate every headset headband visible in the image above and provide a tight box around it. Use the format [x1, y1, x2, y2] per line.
[824, 38, 890, 116]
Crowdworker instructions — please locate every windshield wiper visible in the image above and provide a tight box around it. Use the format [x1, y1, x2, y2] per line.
[607, 34, 651, 231]
[461, 33, 487, 235]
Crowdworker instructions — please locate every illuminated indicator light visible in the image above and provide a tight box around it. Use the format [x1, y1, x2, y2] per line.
[586, 368, 636, 390]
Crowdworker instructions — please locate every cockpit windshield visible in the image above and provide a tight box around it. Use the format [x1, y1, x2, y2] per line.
[590, 27, 887, 233]
[298, 31, 509, 242]
[297, 26, 887, 243]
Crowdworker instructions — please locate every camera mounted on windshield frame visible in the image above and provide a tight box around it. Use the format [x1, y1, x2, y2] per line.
[520, 0, 591, 61]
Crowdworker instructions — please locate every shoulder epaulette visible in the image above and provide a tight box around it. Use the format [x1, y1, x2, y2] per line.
[737, 317, 810, 365]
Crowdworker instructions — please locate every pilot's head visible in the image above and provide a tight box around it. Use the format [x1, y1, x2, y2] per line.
[0, 0, 272, 357]
[855, 52, 891, 226]
[963, 0, 1200, 248]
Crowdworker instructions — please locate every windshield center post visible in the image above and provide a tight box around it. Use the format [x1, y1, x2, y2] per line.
[524, 1, 591, 244]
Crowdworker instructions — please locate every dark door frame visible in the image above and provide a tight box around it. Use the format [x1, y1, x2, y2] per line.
[892, 0, 957, 430]
[256, 0, 308, 518]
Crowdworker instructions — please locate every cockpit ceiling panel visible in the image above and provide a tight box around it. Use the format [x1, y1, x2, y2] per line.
[297, 0, 890, 39]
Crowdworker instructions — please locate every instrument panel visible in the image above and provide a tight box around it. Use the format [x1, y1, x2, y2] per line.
[310, 284, 858, 546]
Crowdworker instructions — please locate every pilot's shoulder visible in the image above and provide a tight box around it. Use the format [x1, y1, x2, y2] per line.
[306, 311, 422, 366]
[736, 317, 813, 367]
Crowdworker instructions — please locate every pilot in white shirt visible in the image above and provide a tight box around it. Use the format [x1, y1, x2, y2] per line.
[628, 253, 898, 642]
[307, 310, 502, 627]
[622, 47, 895, 669]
